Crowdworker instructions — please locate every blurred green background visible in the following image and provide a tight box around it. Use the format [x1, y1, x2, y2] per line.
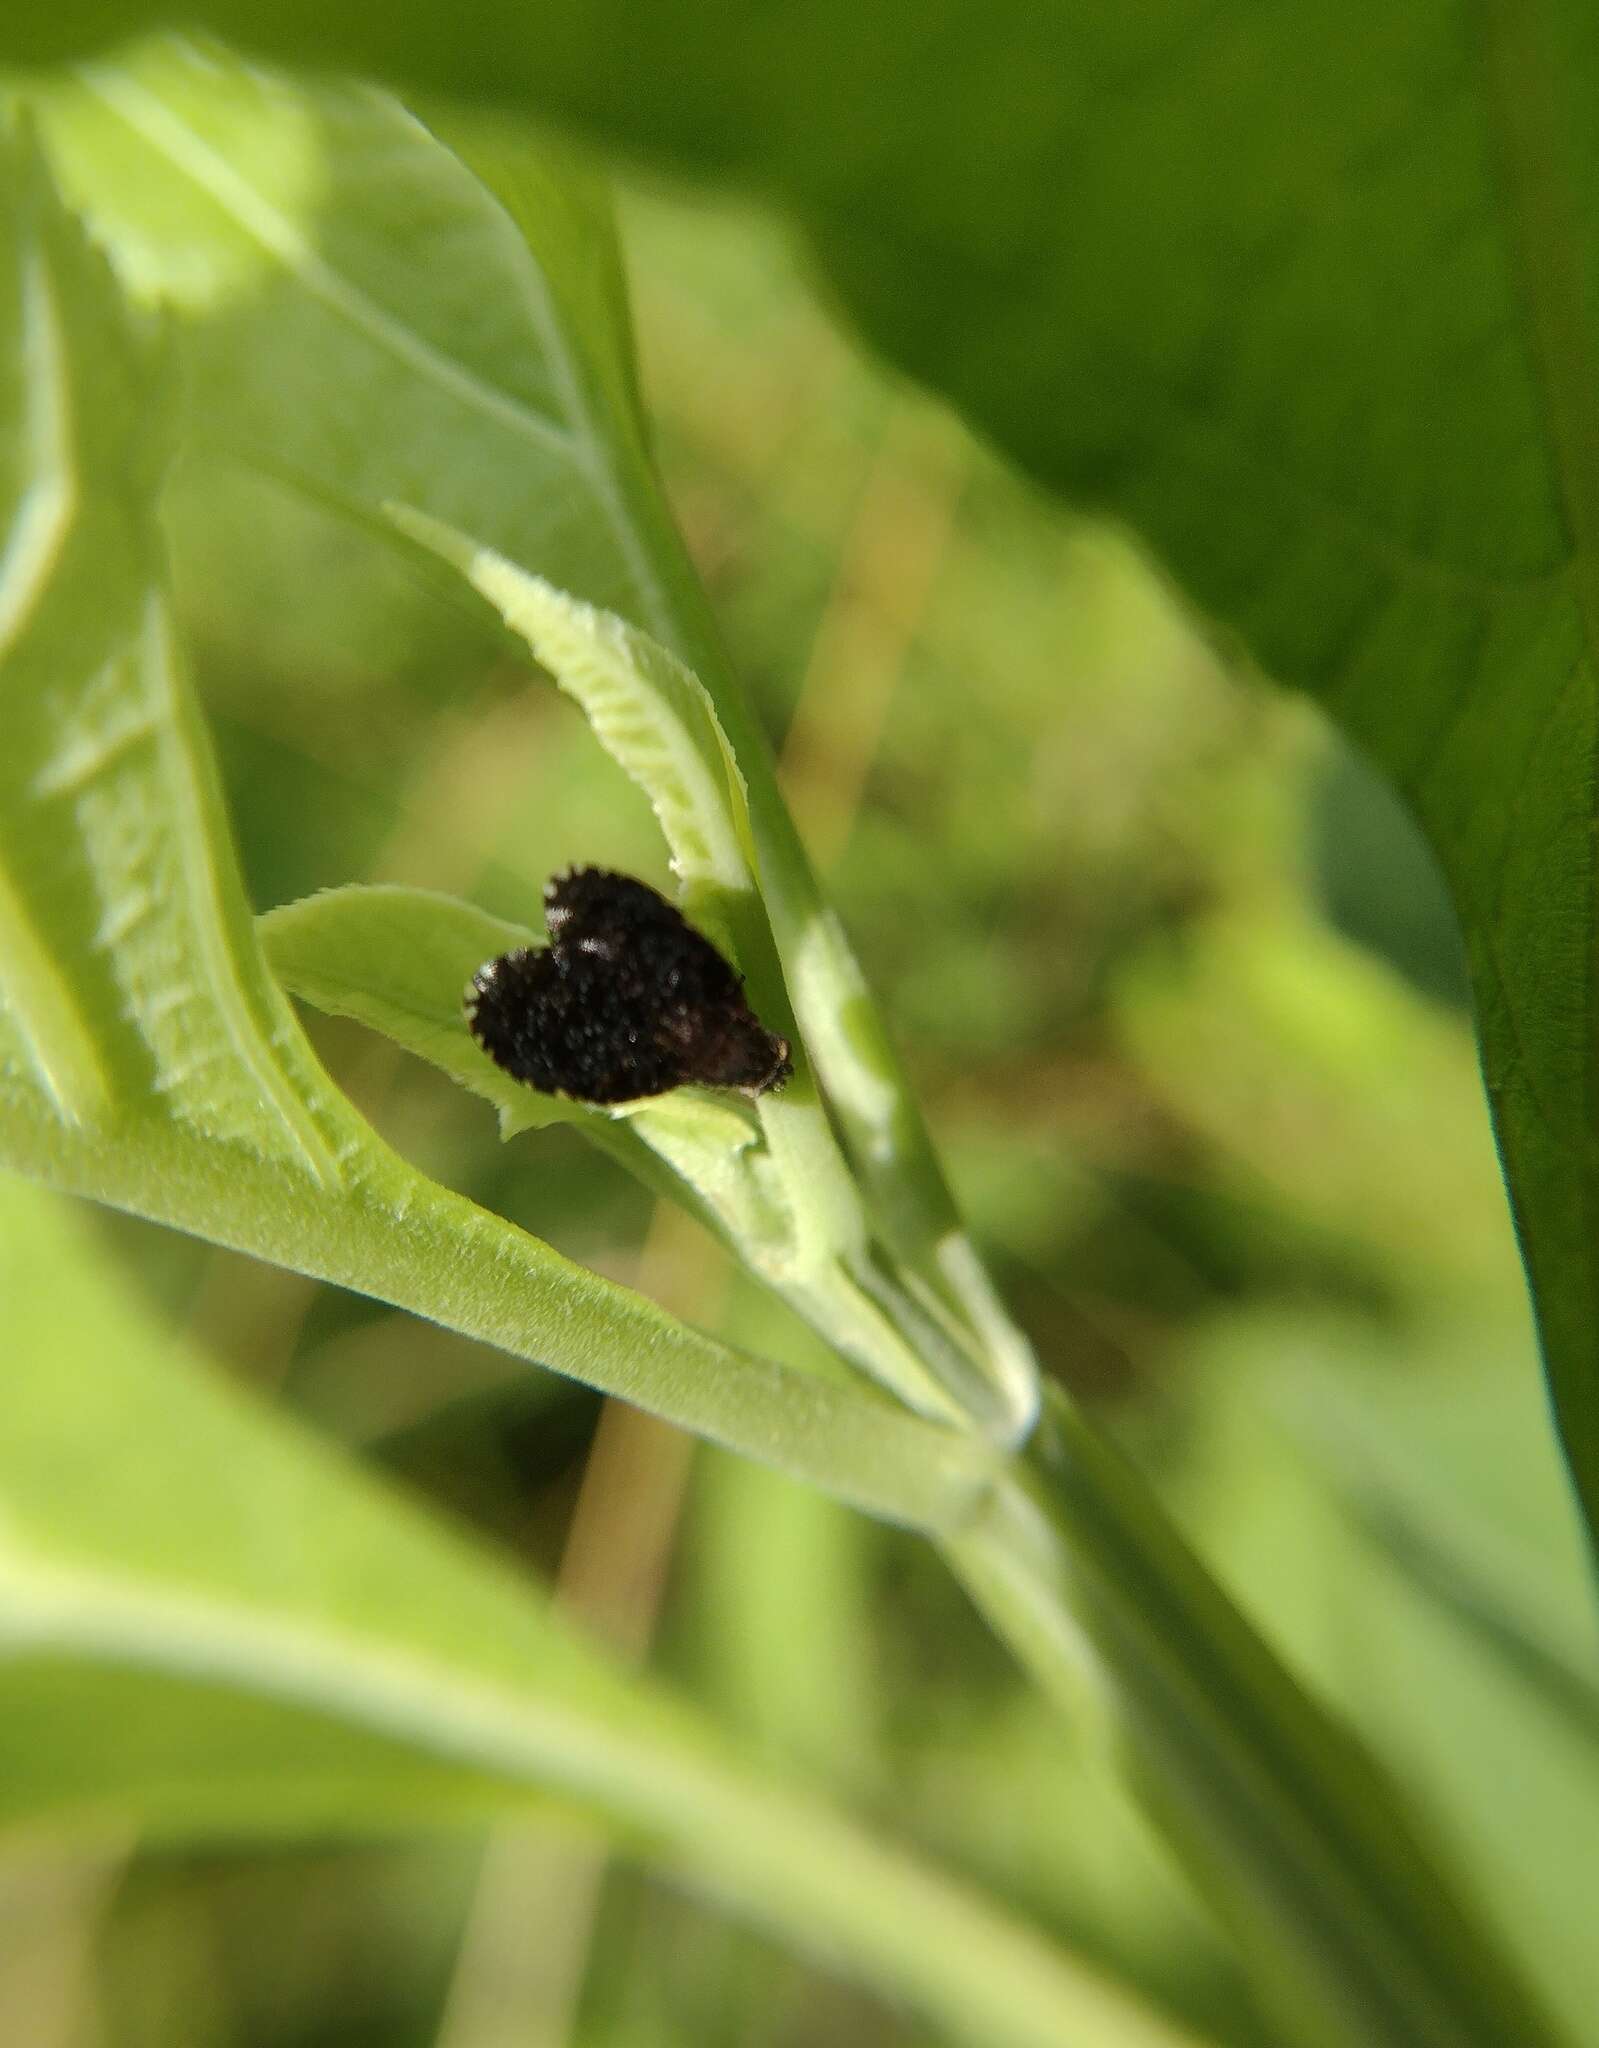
[5, 169, 1594, 2048]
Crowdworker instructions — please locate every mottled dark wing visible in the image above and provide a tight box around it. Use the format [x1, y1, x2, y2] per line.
[464, 946, 566, 1093]
[466, 942, 693, 1102]
[618, 906, 790, 1094]
[468, 867, 793, 1104]
[543, 867, 686, 958]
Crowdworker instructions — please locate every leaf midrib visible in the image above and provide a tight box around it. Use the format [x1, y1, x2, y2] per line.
[1, 1548, 1212, 2048]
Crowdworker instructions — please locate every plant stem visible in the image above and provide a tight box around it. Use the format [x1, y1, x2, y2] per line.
[943, 1384, 1567, 2048]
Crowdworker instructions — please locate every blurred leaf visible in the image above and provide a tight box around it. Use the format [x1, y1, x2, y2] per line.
[1307, 739, 1471, 1012]
[32, 0, 1595, 1548]
[1116, 908, 1526, 1317]
[0, 1178, 1215, 2048]
[951, 1385, 1569, 2048]
[1288, 1354, 1599, 1755]
[0, 127, 993, 1529]
[24, 39, 682, 638]
[689, 1444, 881, 1785]
[1350, 1505, 1599, 1754]
[1154, 1312, 1599, 2047]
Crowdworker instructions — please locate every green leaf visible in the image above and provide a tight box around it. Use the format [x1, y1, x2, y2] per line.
[35, 0, 1596, 1550]
[0, 1177, 1210, 2048]
[260, 884, 581, 1138]
[259, 880, 801, 1269]
[0, 125, 330, 1179]
[0, 130, 993, 1532]
[1355, 1501, 1599, 1756]
[1156, 1313, 1599, 2047]
[383, 514, 1033, 1435]
[387, 507, 758, 916]
[262, 870, 1017, 1437]
[15, 35, 1029, 1418]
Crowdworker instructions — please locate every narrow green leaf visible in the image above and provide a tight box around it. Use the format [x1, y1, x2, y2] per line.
[0, 134, 993, 1532]
[0, 1178, 1212, 2048]
[376, 521, 1032, 1434]
[387, 512, 756, 909]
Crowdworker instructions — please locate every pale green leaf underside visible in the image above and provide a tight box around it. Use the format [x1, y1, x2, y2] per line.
[261, 884, 580, 1138]
[259, 881, 791, 1254]
[0, 142, 336, 1182]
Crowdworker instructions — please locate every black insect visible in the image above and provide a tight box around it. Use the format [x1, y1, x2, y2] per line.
[465, 867, 793, 1105]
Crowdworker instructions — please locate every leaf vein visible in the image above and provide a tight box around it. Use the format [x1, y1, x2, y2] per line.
[79, 66, 581, 466]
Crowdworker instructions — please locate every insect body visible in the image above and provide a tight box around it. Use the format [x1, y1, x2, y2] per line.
[465, 867, 792, 1105]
